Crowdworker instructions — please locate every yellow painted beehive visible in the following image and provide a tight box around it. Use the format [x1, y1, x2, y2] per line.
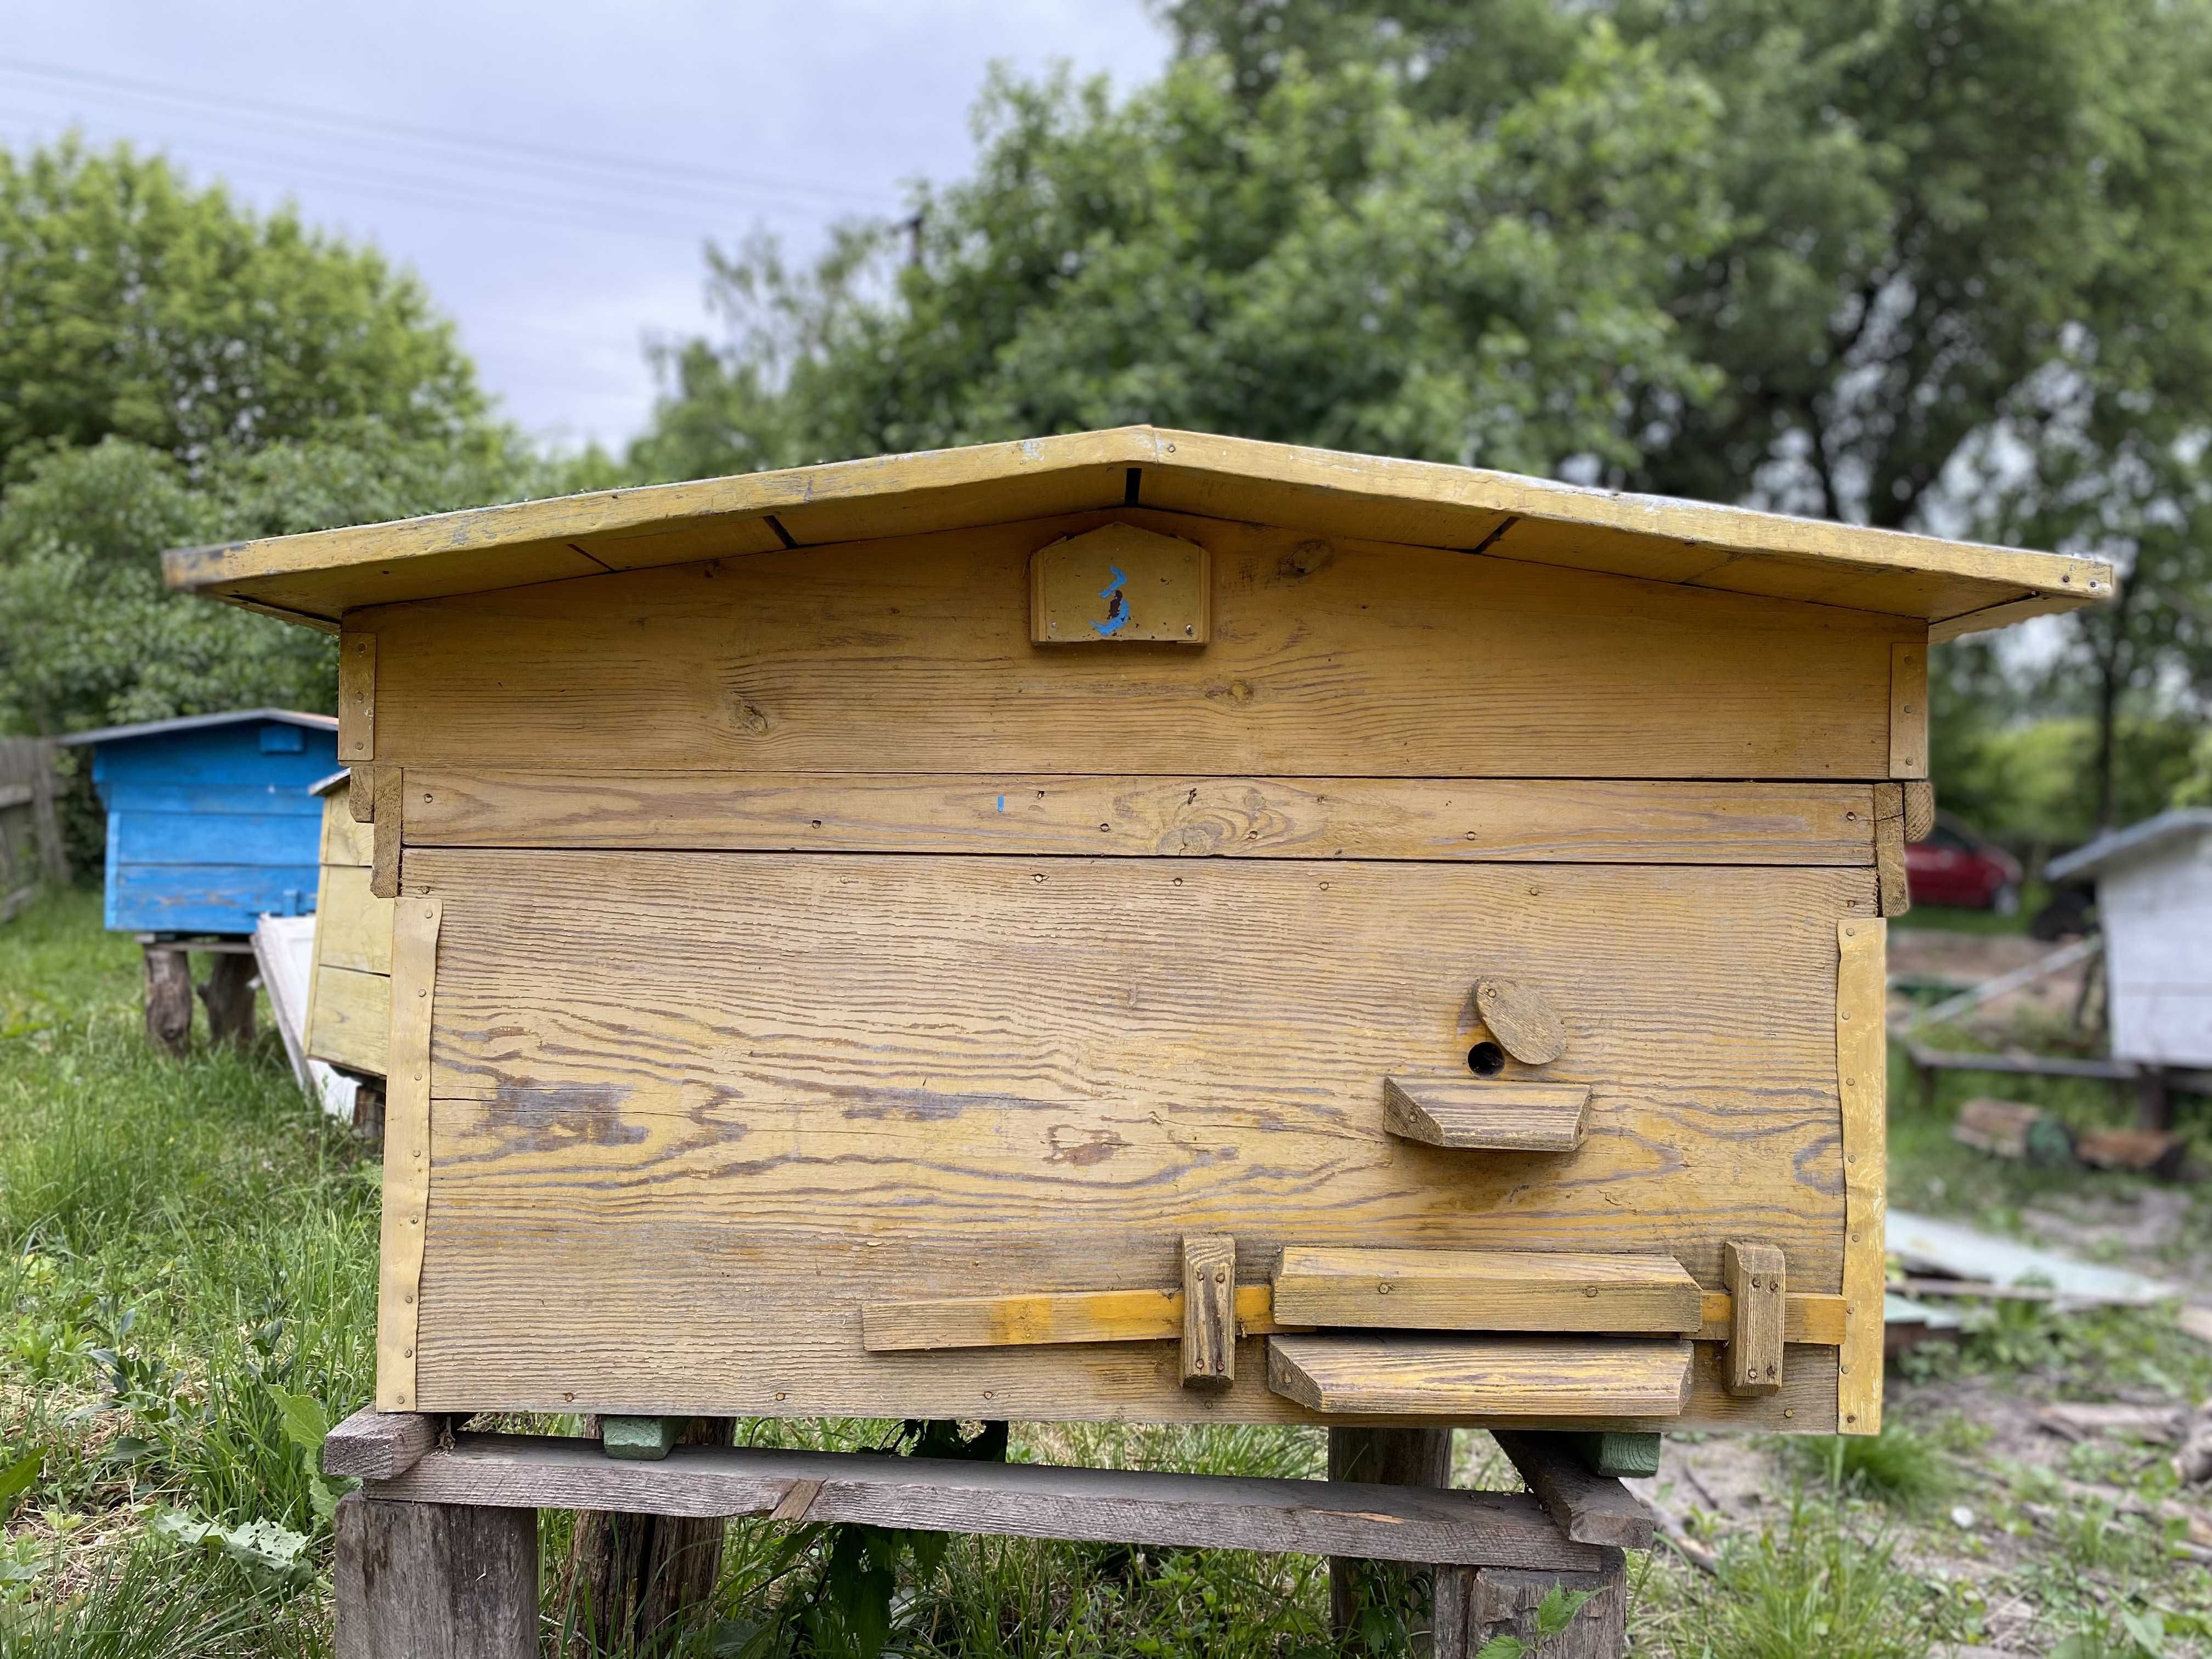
[167, 429, 2109, 1437]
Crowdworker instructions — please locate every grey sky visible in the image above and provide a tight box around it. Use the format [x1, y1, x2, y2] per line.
[1, 2, 1171, 452]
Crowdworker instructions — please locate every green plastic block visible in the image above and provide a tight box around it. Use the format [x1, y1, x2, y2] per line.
[601, 1415, 680, 1462]
[1565, 1431, 1662, 1478]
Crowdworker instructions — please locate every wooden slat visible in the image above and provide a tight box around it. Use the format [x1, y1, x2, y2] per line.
[404, 851, 1866, 1429]
[339, 631, 375, 764]
[1271, 1249, 1702, 1336]
[862, 1285, 1288, 1352]
[323, 1407, 441, 1480]
[371, 769, 403, 900]
[1836, 919, 1887, 1435]
[1181, 1235, 1237, 1389]
[1889, 641, 1928, 778]
[1722, 1241, 1786, 1397]
[364, 513, 1918, 780]
[349, 763, 377, 825]
[1382, 1078, 1591, 1152]
[376, 900, 440, 1412]
[369, 1432, 1609, 1570]
[407, 771, 1881, 864]
[1265, 1334, 1694, 1419]
[323, 792, 373, 866]
[1489, 1431, 1654, 1549]
[1696, 1290, 1846, 1346]
[306, 963, 390, 1075]
[1903, 780, 1936, 844]
[1872, 783, 1910, 916]
[315, 866, 393, 975]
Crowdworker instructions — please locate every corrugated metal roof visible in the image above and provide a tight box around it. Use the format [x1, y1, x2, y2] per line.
[2046, 808, 2212, 883]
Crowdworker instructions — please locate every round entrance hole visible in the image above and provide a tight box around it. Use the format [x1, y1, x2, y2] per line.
[1466, 1041, 1506, 1077]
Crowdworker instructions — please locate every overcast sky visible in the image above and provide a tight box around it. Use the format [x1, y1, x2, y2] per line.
[2, 2, 1171, 452]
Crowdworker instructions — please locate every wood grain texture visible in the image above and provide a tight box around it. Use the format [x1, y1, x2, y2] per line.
[369, 1432, 1609, 1570]
[348, 763, 377, 824]
[1489, 1431, 1654, 1548]
[1889, 642, 1929, 778]
[1872, 784, 1910, 916]
[1266, 1334, 1693, 1418]
[334, 1493, 535, 1659]
[1903, 780, 1936, 844]
[1722, 1242, 1786, 1397]
[323, 791, 374, 867]
[1381, 1077, 1592, 1151]
[407, 770, 1881, 865]
[361, 511, 1918, 780]
[370, 769, 403, 900]
[338, 632, 375, 763]
[1436, 1556, 1628, 1659]
[399, 850, 1866, 1428]
[1032, 523, 1208, 644]
[1474, 980, 1567, 1064]
[1836, 919, 1887, 1435]
[315, 867, 392, 975]
[375, 899, 439, 1412]
[861, 1285, 1289, 1352]
[323, 1408, 441, 1480]
[1181, 1235, 1237, 1389]
[306, 964, 389, 1075]
[1696, 1291, 1846, 1346]
[1270, 1249, 1702, 1335]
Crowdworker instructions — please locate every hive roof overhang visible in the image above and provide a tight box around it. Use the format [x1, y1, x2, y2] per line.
[162, 426, 2112, 636]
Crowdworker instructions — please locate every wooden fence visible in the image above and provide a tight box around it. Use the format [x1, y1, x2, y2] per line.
[0, 737, 69, 922]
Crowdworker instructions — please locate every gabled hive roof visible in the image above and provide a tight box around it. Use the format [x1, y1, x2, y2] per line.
[164, 426, 2110, 636]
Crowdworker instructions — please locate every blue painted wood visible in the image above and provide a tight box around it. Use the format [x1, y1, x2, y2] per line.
[84, 714, 338, 936]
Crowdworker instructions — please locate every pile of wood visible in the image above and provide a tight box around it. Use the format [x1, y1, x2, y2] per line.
[1951, 1098, 2188, 1178]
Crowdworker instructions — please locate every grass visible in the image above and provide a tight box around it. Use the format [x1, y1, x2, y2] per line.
[5, 885, 2211, 1655]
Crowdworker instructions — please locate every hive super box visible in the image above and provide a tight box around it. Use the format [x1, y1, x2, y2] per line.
[166, 429, 2109, 1438]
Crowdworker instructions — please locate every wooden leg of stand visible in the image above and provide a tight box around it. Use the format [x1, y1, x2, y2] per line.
[1434, 1552, 1627, 1658]
[568, 1416, 735, 1650]
[334, 1491, 537, 1659]
[199, 951, 257, 1051]
[1327, 1425, 1454, 1642]
[143, 945, 193, 1057]
[2137, 1068, 2173, 1131]
[353, 1083, 387, 1148]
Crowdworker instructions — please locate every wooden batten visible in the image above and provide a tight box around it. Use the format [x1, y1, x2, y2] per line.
[339, 631, 375, 763]
[1269, 1248, 1703, 1336]
[1835, 920, 1888, 1435]
[1889, 641, 1928, 778]
[1721, 1242, 1787, 1397]
[1871, 784, 1910, 917]
[375, 899, 441, 1412]
[1180, 1235, 1238, 1389]
[1695, 1290, 1845, 1347]
[370, 769, 404, 900]
[1265, 1334, 1694, 1419]
[1903, 780, 1936, 844]
[349, 762, 377, 824]
[1382, 1078, 1592, 1152]
[861, 1284, 1287, 1353]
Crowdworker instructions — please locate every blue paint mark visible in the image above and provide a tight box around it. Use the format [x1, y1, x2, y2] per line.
[997, 795, 1006, 812]
[1092, 563, 1131, 637]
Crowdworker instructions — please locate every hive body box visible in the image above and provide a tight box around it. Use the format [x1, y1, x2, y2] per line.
[167, 428, 2109, 1438]
[303, 770, 394, 1077]
[61, 710, 337, 934]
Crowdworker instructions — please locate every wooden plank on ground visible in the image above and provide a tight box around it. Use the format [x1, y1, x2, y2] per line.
[1489, 1431, 1654, 1549]
[1265, 1335, 1694, 1419]
[1271, 1249, 1702, 1335]
[1382, 1077, 1591, 1151]
[369, 1434, 1610, 1571]
[405, 771, 1881, 865]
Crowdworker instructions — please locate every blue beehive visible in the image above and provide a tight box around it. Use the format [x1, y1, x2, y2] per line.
[63, 710, 338, 935]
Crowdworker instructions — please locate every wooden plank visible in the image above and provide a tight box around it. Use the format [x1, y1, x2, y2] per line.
[316, 867, 393, 975]
[1489, 1431, 1654, 1548]
[1271, 1249, 1702, 1335]
[407, 771, 1881, 865]
[1032, 523, 1209, 644]
[862, 1285, 1285, 1352]
[370, 768, 403, 900]
[1836, 919, 1887, 1435]
[375, 899, 440, 1412]
[349, 762, 377, 825]
[323, 792, 373, 866]
[322, 1407, 441, 1480]
[369, 1432, 1610, 1571]
[1382, 1077, 1591, 1152]
[1266, 1334, 1693, 1419]
[1722, 1241, 1787, 1397]
[363, 512, 1918, 779]
[1181, 1235, 1237, 1389]
[338, 631, 375, 764]
[1889, 641, 1928, 778]
[1696, 1290, 1846, 1346]
[1436, 1556, 1628, 1659]
[333, 1493, 535, 1659]
[306, 963, 390, 1075]
[404, 852, 1866, 1429]
[1903, 779, 1936, 844]
[1474, 979, 1567, 1064]
[1872, 784, 1910, 916]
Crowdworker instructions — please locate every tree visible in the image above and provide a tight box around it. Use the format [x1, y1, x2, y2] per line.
[631, 45, 1736, 479]
[0, 137, 487, 487]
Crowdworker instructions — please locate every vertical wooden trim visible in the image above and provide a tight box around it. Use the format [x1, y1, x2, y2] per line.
[370, 769, 404, 899]
[1180, 1235, 1237, 1390]
[1871, 783, 1909, 916]
[348, 763, 377, 825]
[1888, 641, 1928, 778]
[1835, 918, 1886, 1436]
[339, 631, 376, 763]
[1720, 1241, 1786, 1397]
[376, 898, 442, 1412]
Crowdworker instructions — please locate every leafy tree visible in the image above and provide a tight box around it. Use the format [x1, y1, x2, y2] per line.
[0, 137, 487, 487]
[632, 46, 1735, 479]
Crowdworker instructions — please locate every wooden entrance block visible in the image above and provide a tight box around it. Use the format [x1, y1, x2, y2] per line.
[1181, 1235, 1237, 1390]
[1271, 1248, 1702, 1335]
[1265, 1333, 1694, 1419]
[1382, 1077, 1592, 1152]
[1721, 1242, 1786, 1397]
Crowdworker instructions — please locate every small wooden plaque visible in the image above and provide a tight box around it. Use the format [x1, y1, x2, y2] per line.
[1031, 523, 1209, 644]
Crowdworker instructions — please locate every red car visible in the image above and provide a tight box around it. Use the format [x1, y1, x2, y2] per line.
[1906, 815, 2023, 912]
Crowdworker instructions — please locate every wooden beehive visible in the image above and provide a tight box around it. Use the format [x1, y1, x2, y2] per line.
[302, 770, 394, 1078]
[166, 429, 2111, 1437]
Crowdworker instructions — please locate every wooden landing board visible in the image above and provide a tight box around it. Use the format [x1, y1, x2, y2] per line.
[1382, 1077, 1590, 1151]
[362, 511, 1918, 779]
[369, 1433, 1609, 1570]
[1266, 1334, 1694, 1419]
[1270, 1249, 1703, 1335]
[405, 771, 1880, 866]
[403, 849, 1866, 1428]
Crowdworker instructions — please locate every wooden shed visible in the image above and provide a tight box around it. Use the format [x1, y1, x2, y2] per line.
[61, 709, 337, 935]
[302, 769, 393, 1080]
[166, 428, 2108, 1438]
[2047, 809, 2212, 1072]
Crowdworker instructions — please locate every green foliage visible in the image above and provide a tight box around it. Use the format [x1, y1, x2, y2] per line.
[0, 136, 484, 487]
[632, 44, 1733, 481]
[1472, 1583, 1597, 1658]
[1692, 1494, 1939, 1659]
[1788, 1423, 1956, 1511]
